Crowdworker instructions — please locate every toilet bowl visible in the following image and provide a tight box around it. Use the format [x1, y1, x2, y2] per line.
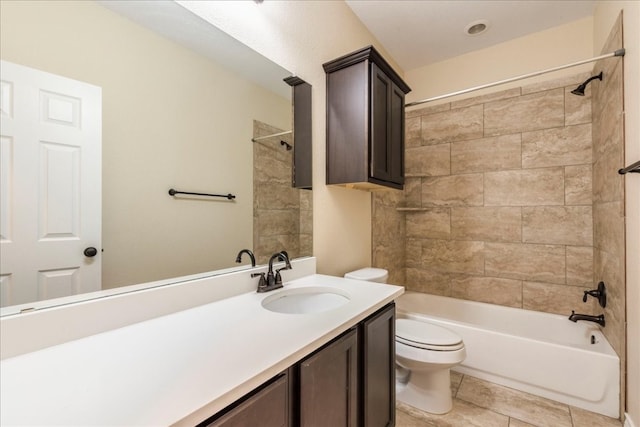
[395, 318, 466, 414]
[344, 267, 466, 415]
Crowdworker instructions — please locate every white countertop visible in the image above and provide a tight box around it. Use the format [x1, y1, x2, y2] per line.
[0, 274, 403, 426]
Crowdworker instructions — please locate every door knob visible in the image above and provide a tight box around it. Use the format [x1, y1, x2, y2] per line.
[84, 247, 98, 257]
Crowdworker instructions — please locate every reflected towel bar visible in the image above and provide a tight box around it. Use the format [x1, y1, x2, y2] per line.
[619, 160, 640, 175]
[168, 188, 236, 200]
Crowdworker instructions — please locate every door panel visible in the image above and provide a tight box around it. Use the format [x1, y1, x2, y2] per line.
[0, 60, 102, 309]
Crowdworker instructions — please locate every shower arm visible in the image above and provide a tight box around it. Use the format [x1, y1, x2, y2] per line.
[406, 49, 625, 108]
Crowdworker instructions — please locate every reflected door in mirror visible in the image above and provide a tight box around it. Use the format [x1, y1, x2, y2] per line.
[0, 60, 102, 307]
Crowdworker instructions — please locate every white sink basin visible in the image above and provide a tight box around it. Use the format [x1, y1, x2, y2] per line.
[261, 286, 350, 314]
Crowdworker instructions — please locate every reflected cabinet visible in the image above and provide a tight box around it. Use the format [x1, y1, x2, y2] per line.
[324, 46, 411, 190]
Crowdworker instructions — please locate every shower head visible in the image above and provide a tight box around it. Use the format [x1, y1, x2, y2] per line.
[571, 72, 603, 96]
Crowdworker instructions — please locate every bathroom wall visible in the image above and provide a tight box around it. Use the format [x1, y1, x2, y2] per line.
[405, 18, 594, 107]
[593, 3, 640, 424]
[374, 73, 600, 317]
[252, 120, 313, 265]
[591, 12, 627, 419]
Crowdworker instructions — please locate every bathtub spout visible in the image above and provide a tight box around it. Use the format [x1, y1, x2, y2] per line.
[569, 311, 605, 327]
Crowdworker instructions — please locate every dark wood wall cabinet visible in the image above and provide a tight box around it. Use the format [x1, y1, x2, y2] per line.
[198, 303, 396, 427]
[284, 76, 312, 190]
[323, 46, 411, 190]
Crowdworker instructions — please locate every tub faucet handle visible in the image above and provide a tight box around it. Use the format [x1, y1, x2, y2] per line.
[582, 281, 607, 308]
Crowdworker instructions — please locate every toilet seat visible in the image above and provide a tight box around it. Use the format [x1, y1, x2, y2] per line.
[396, 318, 464, 351]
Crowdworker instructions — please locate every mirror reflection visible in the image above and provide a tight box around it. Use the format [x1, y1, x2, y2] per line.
[0, 0, 312, 314]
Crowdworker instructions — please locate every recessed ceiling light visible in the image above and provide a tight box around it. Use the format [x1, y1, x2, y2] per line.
[465, 20, 490, 36]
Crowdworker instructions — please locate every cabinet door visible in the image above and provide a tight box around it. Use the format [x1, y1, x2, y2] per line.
[361, 303, 396, 427]
[370, 63, 391, 183]
[371, 64, 404, 187]
[299, 328, 359, 427]
[388, 83, 405, 185]
[204, 373, 289, 427]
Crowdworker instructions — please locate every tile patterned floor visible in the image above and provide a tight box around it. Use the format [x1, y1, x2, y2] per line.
[395, 372, 623, 427]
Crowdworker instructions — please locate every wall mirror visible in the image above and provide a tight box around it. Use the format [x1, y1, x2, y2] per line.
[0, 0, 312, 315]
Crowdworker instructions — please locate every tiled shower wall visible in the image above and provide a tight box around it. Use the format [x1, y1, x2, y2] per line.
[373, 72, 602, 316]
[592, 13, 626, 413]
[253, 120, 313, 265]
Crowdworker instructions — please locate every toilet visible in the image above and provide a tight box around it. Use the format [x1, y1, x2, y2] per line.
[344, 268, 466, 415]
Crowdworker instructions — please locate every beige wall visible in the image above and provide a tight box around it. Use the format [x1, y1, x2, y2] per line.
[177, 0, 402, 277]
[0, 1, 291, 289]
[593, 2, 640, 425]
[405, 17, 594, 107]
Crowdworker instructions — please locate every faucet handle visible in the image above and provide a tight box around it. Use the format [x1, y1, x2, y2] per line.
[251, 272, 267, 291]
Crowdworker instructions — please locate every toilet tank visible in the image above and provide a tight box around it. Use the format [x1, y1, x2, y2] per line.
[344, 267, 388, 283]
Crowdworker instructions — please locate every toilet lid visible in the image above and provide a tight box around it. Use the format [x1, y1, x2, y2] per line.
[396, 318, 463, 351]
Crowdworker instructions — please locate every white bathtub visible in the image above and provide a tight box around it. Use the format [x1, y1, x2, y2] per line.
[396, 291, 620, 418]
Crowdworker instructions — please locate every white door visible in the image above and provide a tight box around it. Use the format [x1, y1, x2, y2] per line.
[0, 60, 102, 310]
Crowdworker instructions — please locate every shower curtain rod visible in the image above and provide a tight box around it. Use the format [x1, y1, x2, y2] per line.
[405, 48, 625, 108]
[251, 130, 292, 142]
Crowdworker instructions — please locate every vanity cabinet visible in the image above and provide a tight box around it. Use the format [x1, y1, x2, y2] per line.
[324, 46, 411, 190]
[198, 303, 395, 427]
[360, 303, 396, 427]
[299, 328, 359, 426]
[202, 372, 290, 427]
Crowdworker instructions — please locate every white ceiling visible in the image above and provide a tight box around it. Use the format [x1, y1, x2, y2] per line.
[345, 0, 597, 71]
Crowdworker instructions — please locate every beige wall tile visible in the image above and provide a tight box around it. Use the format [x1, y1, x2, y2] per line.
[422, 239, 484, 275]
[521, 72, 591, 95]
[406, 143, 451, 176]
[406, 208, 451, 239]
[373, 242, 405, 285]
[451, 206, 521, 243]
[521, 123, 592, 168]
[565, 86, 592, 126]
[451, 134, 521, 174]
[457, 376, 572, 427]
[422, 174, 484, 207]
[450, 275, 522, 307]
[405, 267, 451, 296]
[256, 209, 299, 236]
[484, 88, 564, 136]
[522, 281, 595, 315]
[593, 201, 625, 255]
[451, 87, 521, 109]
[255, 183, 300, 209]
[405, 115, 421, 148]
[402, 177, 422, 207]
[405, 239, 422, 268]
[522, 206, 593, 246]
[485, 243, 565, 284]
[406, 102, 450, 119]
[484, 168, 564, 206]
[593, 140, 624, 204]
[566, 246, 594, 286]
[421, 104, 483, 145]
[565, 164, 592, 205]
[372, 202, 405, 244]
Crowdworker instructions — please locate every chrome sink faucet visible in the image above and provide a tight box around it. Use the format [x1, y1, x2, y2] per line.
[254, 251, 292, 293]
